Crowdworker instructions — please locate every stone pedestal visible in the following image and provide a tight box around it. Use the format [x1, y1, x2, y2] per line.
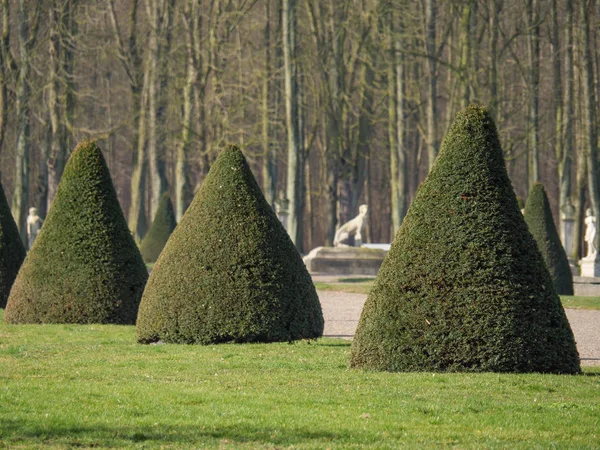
[362, 243, 391, 251]
[579, 257, 600, 277]
[303, 246, 387, 276]
[573, 276, 600, 295]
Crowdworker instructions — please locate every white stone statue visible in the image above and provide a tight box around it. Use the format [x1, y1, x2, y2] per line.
[26, 207, 43, 250]
[334, 204, 368, 247]
[584, 208, 597, 260]
[274, 196, 290, 231]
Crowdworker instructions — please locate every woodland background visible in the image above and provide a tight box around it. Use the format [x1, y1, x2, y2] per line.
[0, 0, 598, 257]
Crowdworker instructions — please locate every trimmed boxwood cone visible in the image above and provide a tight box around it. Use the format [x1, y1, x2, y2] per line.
[350, 105, 580, 373]
[5, 141, 148, 324]
[139, 193, 176, 263]
[524, 183, 573, 295]
[0, 181, 26, 308]
[136, 145, 324, 344]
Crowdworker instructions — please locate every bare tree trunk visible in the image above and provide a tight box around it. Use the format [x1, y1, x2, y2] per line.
[61, 0, 77, 167]
[562, 0, 575, 218]
[425, 0, 438, 171]
[128, 63, 150, 242]
[580, 0, 600, 250]
[37, 116, 50, 219]
[552, 0, 570, 233]
[146, 0, 172, 220]
[262, 0, 277, 207]
[107, 0, 145, 235]
[11, 0, 38, 244]
[351, 63, 372, 216]
[283, 0, 303, 251]
[305, 153, 313, 249]
[0, 0, 11, 159]
[323, 154, 338, 247]
[459, 0, 474, 107]
[488, 1, 500, 119]
[46, 4, 62, 212]
[46, 0, 78, 210]
[573, 148, 587, 261]
[12, 43, 29, 242]
[175, 0, 198, 222]
[526, 0, 540, 185]
[389, 10, 407, 234]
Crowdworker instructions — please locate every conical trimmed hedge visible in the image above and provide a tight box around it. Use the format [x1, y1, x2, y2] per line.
[0, 181, 26, 308]
[139, 193, 176, 263]
[5, 141, 148, 324]
[524, 183, 573, 295]
[136, 145, 324, 344]
[350, 105, 580, 373]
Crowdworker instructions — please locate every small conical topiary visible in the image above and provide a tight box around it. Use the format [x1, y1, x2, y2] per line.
[524, 183, 573, 295]
[5, 141, 148, 324]
[350, 105, 580, 374]
[136, 145, 324, 344]
[139, 193, 176, 263]
[0, 181, 26, 308]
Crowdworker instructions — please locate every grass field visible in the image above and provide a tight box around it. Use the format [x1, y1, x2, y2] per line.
[559, 296, 600, 310]
[1, 310, 599, 449]
[313, 279, 600, 310]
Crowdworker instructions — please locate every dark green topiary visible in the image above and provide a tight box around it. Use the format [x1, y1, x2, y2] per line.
[0, 181, 26, 308]
[5, 141, 148, 324]
[139, 193, 176, 263]
[136, 145, 323, 344]
[524, 183, 574, 295]
[350, 105, 580, 374]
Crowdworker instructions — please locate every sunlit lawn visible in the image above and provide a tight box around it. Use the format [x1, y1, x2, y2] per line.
[559, 296, 600, 310]
[1, 309, 599, 449]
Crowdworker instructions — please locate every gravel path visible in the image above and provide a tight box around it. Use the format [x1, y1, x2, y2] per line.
[318, 290, 600, 367]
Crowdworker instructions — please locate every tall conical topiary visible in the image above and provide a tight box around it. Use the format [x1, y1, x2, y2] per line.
[0, 181, 26, 308]
[524, 183, 573, 295]
[136, 145, 323, 344]
[5, 141, 148, 324]
[139, 193, 176, 263]
[350, 105, 580, 374]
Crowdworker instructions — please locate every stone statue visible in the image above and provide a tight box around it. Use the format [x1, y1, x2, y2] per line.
[274, 196, 290, 231]
[334, 204, 368, 247]
[584, 208, 597, 260]
[26, 207, 43, 250]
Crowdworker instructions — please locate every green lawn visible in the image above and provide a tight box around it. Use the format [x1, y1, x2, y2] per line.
[314, 279, 600, 310]
[559, 296, 600, 310]
[1, 310, 599, 449]
[313, 281, 374, 295]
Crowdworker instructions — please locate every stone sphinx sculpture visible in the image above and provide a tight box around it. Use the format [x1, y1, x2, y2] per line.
[334, 204, 368, 247]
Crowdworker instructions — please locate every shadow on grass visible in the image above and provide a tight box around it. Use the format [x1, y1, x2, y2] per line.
[580, 360, 600, 376]
[0, 419, 360, 448]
